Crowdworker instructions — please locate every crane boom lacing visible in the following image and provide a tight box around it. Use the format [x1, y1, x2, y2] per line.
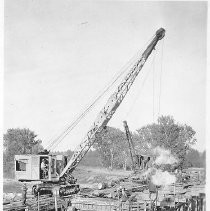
[60, 28, 166, 179]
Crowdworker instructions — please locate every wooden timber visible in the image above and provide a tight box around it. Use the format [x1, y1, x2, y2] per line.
[3, 194, 206, 211]
[3, 194, 71, 211]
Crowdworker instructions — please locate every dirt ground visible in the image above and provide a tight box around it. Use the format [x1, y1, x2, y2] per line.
[73, 166, 131, 186]
[3, 179, 23, 194]
[3, 166, 131, 200]
[3, 166, 205, 204]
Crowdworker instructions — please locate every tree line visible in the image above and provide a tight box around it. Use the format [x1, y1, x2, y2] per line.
[3, 115, 205, 178]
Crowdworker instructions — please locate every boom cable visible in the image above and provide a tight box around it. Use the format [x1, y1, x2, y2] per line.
[152, 50, 155, 121]
[158, 39, 165, 116]
[124, 49, 157, 120]
[46, 35, 155, 151]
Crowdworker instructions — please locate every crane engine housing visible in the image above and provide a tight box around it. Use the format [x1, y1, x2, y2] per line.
[15, 154, 67, 181]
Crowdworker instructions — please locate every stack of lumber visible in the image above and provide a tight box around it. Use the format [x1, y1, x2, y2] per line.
[79, 180, 148, 200]
[3, 194, 71, 211]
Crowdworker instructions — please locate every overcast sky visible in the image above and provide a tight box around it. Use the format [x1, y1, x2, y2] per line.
[4, 1, 207, 152]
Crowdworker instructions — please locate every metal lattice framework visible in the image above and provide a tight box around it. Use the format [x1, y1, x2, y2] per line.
[123, 120, 136, 171]
[60, 28, 165, 179]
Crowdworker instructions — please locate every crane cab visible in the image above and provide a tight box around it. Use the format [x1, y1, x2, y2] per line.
[14, 154, 67, 182]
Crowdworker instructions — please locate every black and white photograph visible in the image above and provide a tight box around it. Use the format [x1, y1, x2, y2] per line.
[2, 1, 208, 210]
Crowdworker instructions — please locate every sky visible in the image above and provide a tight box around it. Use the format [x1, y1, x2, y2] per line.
[4, 1, 207, 152]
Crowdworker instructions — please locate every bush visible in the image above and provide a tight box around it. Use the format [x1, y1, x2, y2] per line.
[4, 161, 15, 179]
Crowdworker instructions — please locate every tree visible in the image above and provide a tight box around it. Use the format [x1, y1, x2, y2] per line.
[201, 151, 206, 167]
[80, 149, 102, 167]
[3, 128, 44, 163]
[183, 149, 206, 168]
[94, 127, 131, 169]
[136, 116, 196, 169]
[3, 128, 44, 178]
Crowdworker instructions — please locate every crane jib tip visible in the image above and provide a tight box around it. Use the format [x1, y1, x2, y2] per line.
[156, 28, 165, 40]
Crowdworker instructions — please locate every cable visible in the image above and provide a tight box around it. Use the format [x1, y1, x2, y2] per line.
[152, 51, 155, 122]
[124, 49, 157, 120]
[158, 39, 165, 117]
[46, 53, 139, 150]
[46, 35, 155, 151]
[49, 51, 143, 151]
[47, 52, 140, 151]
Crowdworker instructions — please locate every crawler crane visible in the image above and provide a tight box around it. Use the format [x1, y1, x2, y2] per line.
[15, 28, 165, 197]
[123, 120, 152, 173]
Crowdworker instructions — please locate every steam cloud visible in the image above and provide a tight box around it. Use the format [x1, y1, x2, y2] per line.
[145, 146, 178, 186]
[153, 146, 178, 165]
[141, 167, 155, 179]
[151, 169, 176, 186]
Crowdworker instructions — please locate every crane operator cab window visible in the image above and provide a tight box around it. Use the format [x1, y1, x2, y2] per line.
[40, 158, 49, 179]
[16, 159, 27, 171]
[55, 155, 68, 175]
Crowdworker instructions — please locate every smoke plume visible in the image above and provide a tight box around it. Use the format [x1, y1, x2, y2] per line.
[151, 169, 176, 186]
[153, 146, 178, 165]
[144, 146, 178, 186]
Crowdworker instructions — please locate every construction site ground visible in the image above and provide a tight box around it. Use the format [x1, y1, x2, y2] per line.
[3, 166, 130, 201]
[3, 166, 205, 207]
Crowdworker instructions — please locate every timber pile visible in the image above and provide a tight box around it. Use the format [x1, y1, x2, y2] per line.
[3, 182, 205, 211]
[79, 178, 205, 205]
[3, 194, 71, 211]
[72, 194, 206, 211]
[79, 178, 148, 200]
[71, 198, 147, 211]
[3, 171, 205, 211]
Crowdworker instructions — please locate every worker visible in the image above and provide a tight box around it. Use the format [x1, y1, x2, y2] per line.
[148, 178, 157, 202]
[144, 156, 151, 169]
[116, 186, 122, 200]
[22, 183, 27, 205]
[41, 159, 48, 179]
[121, 188, 128, 202]
[139, 155, 144, 169]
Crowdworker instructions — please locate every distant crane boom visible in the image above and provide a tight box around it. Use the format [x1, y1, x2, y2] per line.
[60, 28, 165, 180]
[123, 120, 136, 171]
